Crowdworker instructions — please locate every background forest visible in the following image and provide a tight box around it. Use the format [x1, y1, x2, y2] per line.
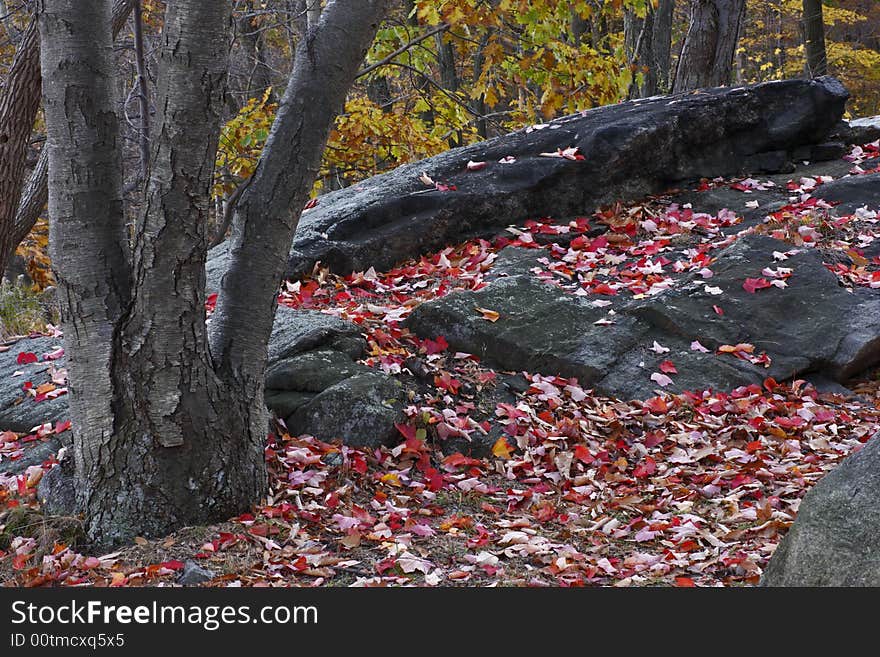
[0, 0, 878, 302]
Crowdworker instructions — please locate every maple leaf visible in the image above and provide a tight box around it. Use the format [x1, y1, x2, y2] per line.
[690, 340, 709, 353]
[16, 352, 37, 365]
[633, 457, 656, 479]
[421, 335, 449, 355]
[650, 341, 670, 354]
[643, 396, 668, 414]
[434, 371, 461, 394]
[466, 160, 487, 171]
[659, 360, 677, 374]
[492, 436, 514, 459]
[650, 372, 673, 387]
[743, 277, 772, 293]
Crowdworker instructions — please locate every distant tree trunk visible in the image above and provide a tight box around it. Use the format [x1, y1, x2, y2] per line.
[237, 2, 277, 102]
[570, 9, 589, 46]
[625, 8, 656, 98]
[306, 0, 322, 31]
[673, 0, 746, 93]
[802, 0, 827, 77]
[652, 0, 675, 94]
[471, 31, 491, 139]
[40, 0, 388, 546]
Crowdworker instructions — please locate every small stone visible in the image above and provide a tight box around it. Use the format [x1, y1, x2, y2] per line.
[177, 560, 215, 586]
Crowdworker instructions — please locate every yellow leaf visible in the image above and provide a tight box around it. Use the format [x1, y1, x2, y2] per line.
[476, 307, 500, 322]
[492, 436, 514, 459]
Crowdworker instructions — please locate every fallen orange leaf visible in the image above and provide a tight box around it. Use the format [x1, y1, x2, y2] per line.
[475, 307, 500, 322]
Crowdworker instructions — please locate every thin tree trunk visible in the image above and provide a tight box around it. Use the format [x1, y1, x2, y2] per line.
[802, 0, 827, 77]
[471, 31, 491, 139]
[1, 0, 136, 279]
[673, 0, 746, 93]
[652, 0, 675, 94]
[209, 0, 388, 391]
[306, 0, 321, 31]
[625, 8, 657, 98]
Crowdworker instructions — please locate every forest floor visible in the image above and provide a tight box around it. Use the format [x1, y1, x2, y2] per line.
[2, 142, 880, 587]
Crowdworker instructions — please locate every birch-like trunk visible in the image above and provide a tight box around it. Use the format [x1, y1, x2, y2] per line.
[40, 0, 387, 546]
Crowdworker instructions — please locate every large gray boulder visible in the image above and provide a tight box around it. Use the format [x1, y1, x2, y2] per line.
[760, 433, 880, 586]
[406, 232, 880, 399]
[207, 77, 848, 286]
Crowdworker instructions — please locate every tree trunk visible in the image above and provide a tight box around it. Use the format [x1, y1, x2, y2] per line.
[38, 0, 134, 542]
[802, 0, 827, 77]
[236, 2, 277, 103]
[652, 0, 675, 94]
[0, 17, 42, 280]
[673, 0, 746, 93]
[1, 0, 136, 280]
[625, 8, 657, 98]
[208, 0, 388, 398]
[40, 0, 387, 546]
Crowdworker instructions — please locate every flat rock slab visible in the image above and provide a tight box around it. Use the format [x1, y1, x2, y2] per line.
[761, 432, 880, 586]
[268, 306, 366, 362]
[0, 336, 68, 433]
[206, 77, 848, 287]
[406, 233, 880, 400]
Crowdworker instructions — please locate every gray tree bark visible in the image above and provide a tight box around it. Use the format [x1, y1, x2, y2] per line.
[40, 0, 388, 546]
[802, 0, 827, 77]
[38, 0, 133, 541]
[673, 0, 746, 93]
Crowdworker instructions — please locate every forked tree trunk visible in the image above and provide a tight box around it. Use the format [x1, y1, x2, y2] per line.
[673, 0, 746, 93]
[40, 0, 388, 546]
